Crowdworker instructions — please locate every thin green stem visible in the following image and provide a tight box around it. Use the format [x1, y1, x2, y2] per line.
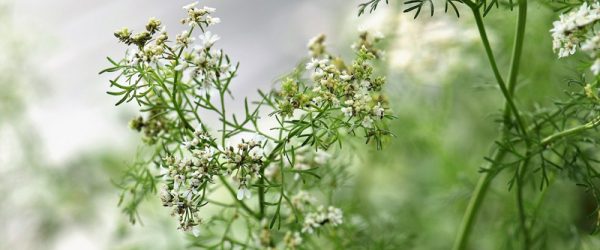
[470, 5, 528, 137]
[503, 0, 528, 127]
[514, 155, 531, 250]
[507, 1, 531, 247]
[452, 148, 507, 250]
[218, 175, 260, 219]
[540, 115, 600, 146]
[453, 1, 529, 249]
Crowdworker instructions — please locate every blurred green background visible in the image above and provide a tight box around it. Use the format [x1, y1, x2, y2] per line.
[1, 0, 600, 249]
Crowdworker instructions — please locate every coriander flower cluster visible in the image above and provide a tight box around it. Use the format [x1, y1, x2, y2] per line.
[277, 32, 389, 132]
[222, 136, 267, 200]
[160, 129, 219, 233]
[551, 2, 600, 75]
[160, 127, 269, 232]
[113, 0, 225, 75]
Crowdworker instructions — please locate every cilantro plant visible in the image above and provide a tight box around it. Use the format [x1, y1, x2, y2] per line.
[100, 0, 600, 249]
[100, 2, 392, 248]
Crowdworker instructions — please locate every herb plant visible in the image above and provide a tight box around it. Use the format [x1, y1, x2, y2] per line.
[100, 0, 600, 249]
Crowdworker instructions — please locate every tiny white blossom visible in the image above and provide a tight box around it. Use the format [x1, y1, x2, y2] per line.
[174, 61, 189, 71]
[207, 16, 220, 25]
[341, 106, 353, 117]
[373, 102, 385, 118]
[199, 31, 220, 48]
[362, 116, 374, 128]
[340, 71, 352, 81]
[306, 58, 319, 70]
[236, 185, 252, 200]
[192, 226, 201, 237]
[202, 6, 216, 13]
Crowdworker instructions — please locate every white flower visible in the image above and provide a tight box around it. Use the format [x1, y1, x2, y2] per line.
[373, 102, 385, 118]
[207, 16, 220, 25]
[582, 33, 600, 56]
[339, 71, 352, 81]
[362, 116, 374, 128]
[236, 185, 252, 200]
[550, 2, 600, 58]
[192, 226, 201, 237]
[199, 31, 220, 48]
[202, 6, 216, 13]
[591, 58, 600, 75]
[306, 58, 320, 70]
[174, 61, 189, 71]
[341, 106, 353, 117]
[183, 1, 199, 10]
[327, 206, 343, 226]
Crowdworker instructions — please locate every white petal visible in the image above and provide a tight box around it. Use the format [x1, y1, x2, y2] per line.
[237, 188, 245, 200]
[192, 226, 201, 237]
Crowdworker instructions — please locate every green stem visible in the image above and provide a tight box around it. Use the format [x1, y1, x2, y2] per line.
[469, 5, 528, 137]
[453, 1, 529, 249]
[258, 169, 266, 218]
[503, 0, 528, 126]
[507, 1, 531, 247]
[452, 148, 507, 250]
[540, 115, 600, 146]
[218, 175, 260, 219]
[514, 154, 531, 250]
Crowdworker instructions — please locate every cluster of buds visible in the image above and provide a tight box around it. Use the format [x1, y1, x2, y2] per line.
[223, 137, 266, 200]
[181, 2, 220, 26]
[277, 32, 389, 132]
[128, 110, 169, 145]
[183, 128, 214, 150]
[159, 128, 221, 233]
[114, 17, 162, 48]
[301, 206, 344, 234]
[291, 190, 317, 211]
[551, 2, 600, 74]
[174, 43, 236, 88]
[114, 17, 167, 65]
[352, 28, 385, 59]
[307, 33, 326, 57]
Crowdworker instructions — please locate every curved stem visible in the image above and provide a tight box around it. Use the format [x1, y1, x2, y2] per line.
[541, 115, 600, 146]
[452, 148, 507, 250]
[470, 6, 528, 137]
[453, 1, 529, 249]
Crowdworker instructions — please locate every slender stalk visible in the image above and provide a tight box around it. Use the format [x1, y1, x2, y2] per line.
[258, 167, 266, 218]
[507, 1, 531, 247]
[514, 155, 531, 250]
[503, 0, 528, 125]
[219, 175, 260, 219]
[468, 4, 528, 137]
[453, 1, 529, 249]
[541, 115, 600, 146]
[452, 148, 507, 250]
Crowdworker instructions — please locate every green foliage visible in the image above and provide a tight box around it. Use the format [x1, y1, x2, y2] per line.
[100, 4, 393, 248]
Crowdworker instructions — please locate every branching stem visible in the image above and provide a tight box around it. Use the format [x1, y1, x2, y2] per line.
[453, 0, 529, 249]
